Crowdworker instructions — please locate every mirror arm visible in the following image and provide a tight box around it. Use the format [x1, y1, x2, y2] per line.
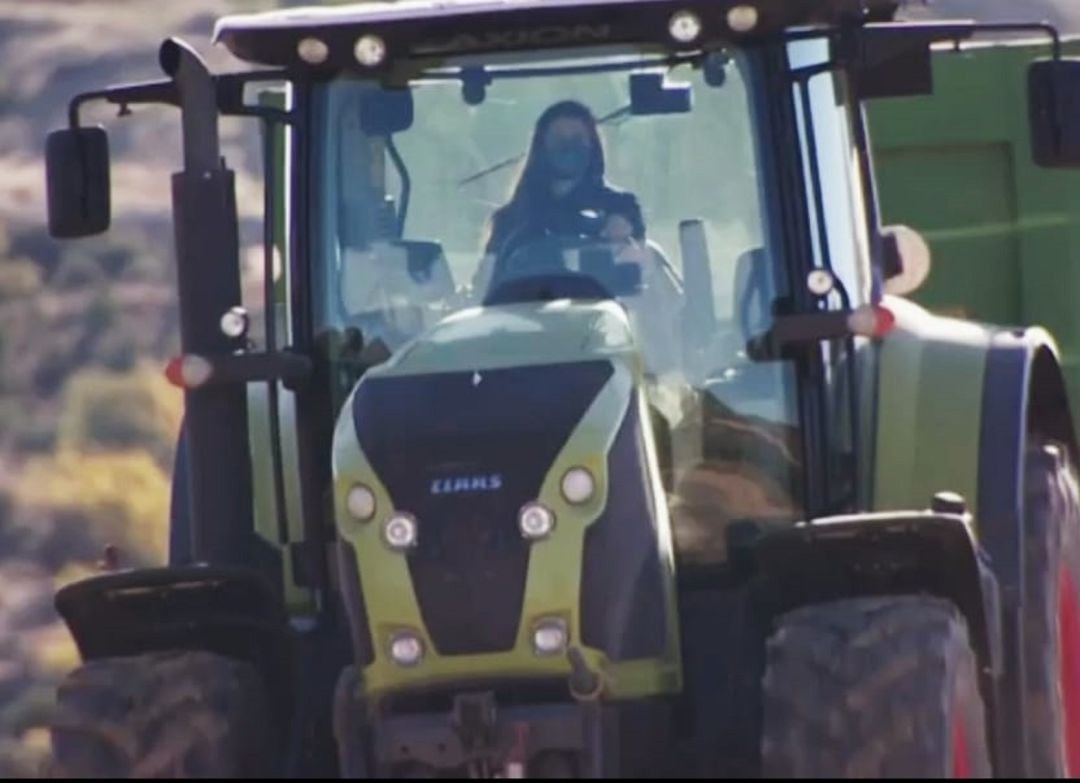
[65, 71, 292, 131]
[67, 79, 179, 129]
[972, 22, 1061, 60]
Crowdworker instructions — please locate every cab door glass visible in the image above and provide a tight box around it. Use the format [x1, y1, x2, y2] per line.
[789, 38, 875, 511]
[789, 38, 873, 308]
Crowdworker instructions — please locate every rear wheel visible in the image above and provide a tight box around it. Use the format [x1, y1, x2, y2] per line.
[47, 650, 273, 778]
[1022, 438, 1080, 776]
[761, 595, 991, 778]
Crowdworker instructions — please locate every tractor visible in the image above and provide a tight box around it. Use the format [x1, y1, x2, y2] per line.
[38, 0, 1080, 777]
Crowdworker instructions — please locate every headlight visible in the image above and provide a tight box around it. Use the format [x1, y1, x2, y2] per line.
[383, 513, 418, 550]
[297, 37, 329, 65]
[389, 632, 424, 667]
[354, 34, 387, 67]
[727, 5, 760, 33]
[532, 618, 569, 656]
[669, 10, 702, 44]
[560, 467, 596, 505]
[346, 484, 376, 522]
[519, 503, 555, 540]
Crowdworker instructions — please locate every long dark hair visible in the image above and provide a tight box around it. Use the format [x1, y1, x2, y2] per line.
[484, 100, 605, 256]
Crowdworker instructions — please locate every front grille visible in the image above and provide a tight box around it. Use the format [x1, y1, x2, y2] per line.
[353, 361, 613, 655]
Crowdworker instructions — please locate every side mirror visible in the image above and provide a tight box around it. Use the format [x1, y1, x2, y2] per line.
[846, 27, 935, 100]
[1029, 59, 1080, 168]
[45, 126, 111, 238]
[359, 88, 414, 136]
[630, 72, 692, 116]
[881, 225, 931, 297]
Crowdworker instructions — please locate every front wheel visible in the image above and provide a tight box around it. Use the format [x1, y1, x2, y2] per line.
[47, 650, 274, 778]
[761, 595, 991, 778]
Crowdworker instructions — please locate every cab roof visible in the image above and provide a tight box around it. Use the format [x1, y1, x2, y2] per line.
[213, 0, 901, 69]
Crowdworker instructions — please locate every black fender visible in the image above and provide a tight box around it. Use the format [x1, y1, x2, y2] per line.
[55, 565, 295, 721]
[975, 328, 1080, 777]
[741, 509, 1001, 774]
[751, 510, 1000, 679]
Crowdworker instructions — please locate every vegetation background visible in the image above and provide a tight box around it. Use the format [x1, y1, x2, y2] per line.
[0, 0, 1076, 775]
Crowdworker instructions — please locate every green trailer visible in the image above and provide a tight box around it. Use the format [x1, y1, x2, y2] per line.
[868, 34, 1080, 442]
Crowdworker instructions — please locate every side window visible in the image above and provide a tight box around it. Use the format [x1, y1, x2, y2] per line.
[788, 39, 875, 511]
[789, 39, 873, 306]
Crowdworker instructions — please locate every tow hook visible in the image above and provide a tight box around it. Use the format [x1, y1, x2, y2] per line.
[452, 691, 498, 757]
[567, 647, 603, 700]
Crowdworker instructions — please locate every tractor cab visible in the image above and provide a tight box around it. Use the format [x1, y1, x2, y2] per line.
[299, 23, 810, 567]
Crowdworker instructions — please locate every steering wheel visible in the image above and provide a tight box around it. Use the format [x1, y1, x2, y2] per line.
[486, 232, 647, 302]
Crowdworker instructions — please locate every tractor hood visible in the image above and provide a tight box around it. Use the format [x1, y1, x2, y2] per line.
[370, 297, 640, 380]
[334, 297, 642, 658]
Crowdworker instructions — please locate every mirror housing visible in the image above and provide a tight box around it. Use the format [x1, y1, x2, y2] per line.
[847, 27, 935, 100]
[45, 126, 111, 238]
[1029, 58, 1080, 168]
[881, 225, 931, 297]
[359, 89, 414, 136]
[630, 72, 692, 116]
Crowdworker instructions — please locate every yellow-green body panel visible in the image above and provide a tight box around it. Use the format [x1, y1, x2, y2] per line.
[872, 295, 992, 520]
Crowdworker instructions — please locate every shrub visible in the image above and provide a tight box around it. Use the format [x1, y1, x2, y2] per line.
[15, 449, 170, 565]
[50, 255, 103, 292]
[56, 362, 183, 466]
[0, 260, 43, 302]
[9, 417, 58, 456]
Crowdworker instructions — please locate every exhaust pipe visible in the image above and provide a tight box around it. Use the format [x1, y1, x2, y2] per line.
[160, 36, 254, 567]
[159, 38, 221, 174]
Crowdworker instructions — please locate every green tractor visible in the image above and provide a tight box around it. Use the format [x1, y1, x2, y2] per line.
[38, 0, 1080, 777]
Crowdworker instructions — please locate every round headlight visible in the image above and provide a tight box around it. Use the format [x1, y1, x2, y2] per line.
[519, 503, 555, 540]
[354, 34, 387, 67]
[669, 10, 702, 44]
[561, 467, 596, 505]
[384, 513, 418, 550]
[297, 37, 329, 65]
[346, 484, 376, 521]
[532, 618, 569, 656]
[219, 306, 249, 339]
[389, 632, 424, 667]
[727, 5, 760, 33]
[807, 269, 836, 297]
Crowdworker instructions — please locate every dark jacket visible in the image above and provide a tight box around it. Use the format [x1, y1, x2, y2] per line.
[485, 178, 646, 261]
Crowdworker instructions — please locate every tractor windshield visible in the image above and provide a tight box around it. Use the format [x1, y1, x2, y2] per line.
[311, 45, 805, 565]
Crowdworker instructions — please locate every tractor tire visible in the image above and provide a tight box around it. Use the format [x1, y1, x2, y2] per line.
[333, 665, 371, 778]
[760, 595, 991, 778]
[47, 650, 273, 778]
[1021, 438, 1080, 777]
